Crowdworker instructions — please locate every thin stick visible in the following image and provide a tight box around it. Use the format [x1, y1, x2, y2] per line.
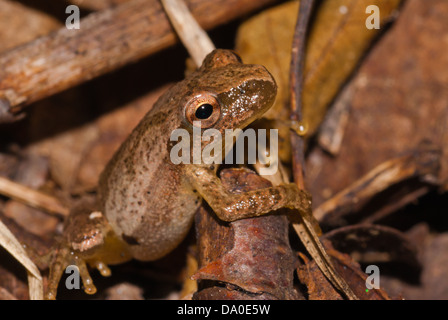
[289, 0, 314, 189]
[0, 220, 43, 300]
[0, 176, 69, 217]
[292, 221, 359, 300]
[161, 0, 215, 67]
[288, 0, 359, 300]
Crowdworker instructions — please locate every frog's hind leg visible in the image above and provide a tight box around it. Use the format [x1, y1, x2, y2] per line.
[45, 197, 130, 299]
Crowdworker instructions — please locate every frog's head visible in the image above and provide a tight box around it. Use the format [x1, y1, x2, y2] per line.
[174, 49, 277, 165]
[182, 49, 277, 134]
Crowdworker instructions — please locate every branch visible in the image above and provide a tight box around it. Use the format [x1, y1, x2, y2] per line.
[287, 0, 359, 300]
[289, 0, 314, 189]
[0, 0, 277, 120]
[161, 0, 215, 67]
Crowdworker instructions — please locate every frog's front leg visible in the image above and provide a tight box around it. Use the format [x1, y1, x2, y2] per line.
[186, 165, 321, 234]
[45, 199, 132, 300]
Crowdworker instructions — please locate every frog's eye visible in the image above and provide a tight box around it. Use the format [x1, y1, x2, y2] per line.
[185, 93, 221, 128]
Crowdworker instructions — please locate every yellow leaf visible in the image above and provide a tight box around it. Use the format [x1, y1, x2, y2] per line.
[235, 0, 402, 161]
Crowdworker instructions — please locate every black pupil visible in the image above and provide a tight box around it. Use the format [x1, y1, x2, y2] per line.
[195, 104, 214, 119]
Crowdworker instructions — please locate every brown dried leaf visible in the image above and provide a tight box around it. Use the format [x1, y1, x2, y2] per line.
[381, 226, 448, 300]
[314, 143, 441, 225]
[0, 153, 19, 179]
[13, 153, 49, 190]
[0, 286, 17, 300]
[297, 239, 392, 300]
[235, 0, 402, 161]
[414, 233, 448, 299]
[0, 219, 43, 299]
[28, 123, 99, 192]
[194, 214, 297, 299]
[307, 0, 448, 206]
[193, 168, 299, 300]
[0, 259, 28, 300]
[3, 201, 59, 238]
[323, 224, 421, 270]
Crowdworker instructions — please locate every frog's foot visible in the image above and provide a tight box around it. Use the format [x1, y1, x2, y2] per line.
[45, 243, 113, 300]
[45, 208, 116, 300]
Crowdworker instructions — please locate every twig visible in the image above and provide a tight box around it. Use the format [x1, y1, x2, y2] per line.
[0, 220, 43, 300]
[361, 186, 430, 224]
[161, 0, 215, 67]
[289, 0, 314, 189]
[0, 176, 69, 217]
[0, 0, 277, 119]
[314, 144, 441, 222]
[288, 0, 359, 300]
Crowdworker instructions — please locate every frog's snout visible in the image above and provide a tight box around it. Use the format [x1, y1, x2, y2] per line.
[249, 65, 278, 115]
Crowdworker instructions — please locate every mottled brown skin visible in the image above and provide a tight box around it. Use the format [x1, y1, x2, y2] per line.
[98, 49, 278, 261]
[46, 50, 316, 299]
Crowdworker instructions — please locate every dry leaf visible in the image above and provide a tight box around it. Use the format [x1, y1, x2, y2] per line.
[324, 224, 421, 269]
[381, 224, 448, 299]
[0, 219, 43, 300]
[193, 168, 299, 300]
[297, 239, 392, 300]
[306, 0, 448, 206]
[235, 0, 402, 161]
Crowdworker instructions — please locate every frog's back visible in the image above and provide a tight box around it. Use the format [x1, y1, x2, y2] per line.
[98, 84, 200, 261]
